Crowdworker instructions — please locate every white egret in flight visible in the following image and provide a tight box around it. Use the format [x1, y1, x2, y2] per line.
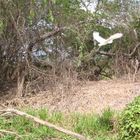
[93, 31, 123, 46]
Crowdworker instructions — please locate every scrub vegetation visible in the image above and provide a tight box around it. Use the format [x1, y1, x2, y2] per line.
[0, 0, 140, 140]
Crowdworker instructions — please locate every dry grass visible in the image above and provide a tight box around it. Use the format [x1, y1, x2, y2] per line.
[1, 78, 140, 115]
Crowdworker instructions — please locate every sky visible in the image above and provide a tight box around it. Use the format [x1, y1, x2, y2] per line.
[80, 1, 97, 13]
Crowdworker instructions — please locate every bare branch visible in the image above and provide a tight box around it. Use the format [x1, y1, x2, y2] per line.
[27, 27, 64, 61]
[124, 42, 140, 58]
[28, 27, 64, 52]
[97, 51, 115, 57]
[95, 0, 102, 13]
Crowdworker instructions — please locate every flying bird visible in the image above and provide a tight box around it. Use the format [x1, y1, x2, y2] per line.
[93, 31, 123, 46]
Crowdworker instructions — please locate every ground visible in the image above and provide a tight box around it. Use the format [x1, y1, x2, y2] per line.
[0, 79, 140, 114]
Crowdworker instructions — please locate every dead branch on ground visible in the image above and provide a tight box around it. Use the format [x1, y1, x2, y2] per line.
[0, 108, 88, 140]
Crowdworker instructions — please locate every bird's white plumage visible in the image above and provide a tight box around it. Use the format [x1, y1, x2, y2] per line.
[93, 32, 106, 43]
[93, 31, 123, 46]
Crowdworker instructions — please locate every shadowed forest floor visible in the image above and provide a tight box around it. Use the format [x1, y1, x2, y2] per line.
[1, 78, 140, 114]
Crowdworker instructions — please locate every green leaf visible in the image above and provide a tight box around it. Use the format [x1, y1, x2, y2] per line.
[48, 10, 54, 22]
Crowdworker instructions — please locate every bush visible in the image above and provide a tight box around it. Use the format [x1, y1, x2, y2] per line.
[119, 96, 140, 140]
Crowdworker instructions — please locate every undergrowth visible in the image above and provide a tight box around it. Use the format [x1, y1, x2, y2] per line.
[0, 108, 118, 140]
[119, 96, 140, 140]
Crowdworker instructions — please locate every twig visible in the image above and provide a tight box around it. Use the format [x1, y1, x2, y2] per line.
[0, 108, 88, 140]
[0, 129, 20, 137]
[0, 132, 4, 137]
[0, 103, 6, 108]
[0, 112, 15, 117]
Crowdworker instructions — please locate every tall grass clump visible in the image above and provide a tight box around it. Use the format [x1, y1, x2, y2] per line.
[74, 108, 114, 137]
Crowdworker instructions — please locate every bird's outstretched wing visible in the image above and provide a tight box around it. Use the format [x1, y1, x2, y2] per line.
[99, 33, 123, 46]
[93, 32, 106, 43]
[93, 31, 123, 46]
[107, 33, 123, 41]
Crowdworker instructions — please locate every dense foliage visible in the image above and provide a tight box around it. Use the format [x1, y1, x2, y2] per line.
[119, 96, 140, 140]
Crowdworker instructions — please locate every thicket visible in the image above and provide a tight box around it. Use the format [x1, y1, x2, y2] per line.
[0, 0, 140, 96]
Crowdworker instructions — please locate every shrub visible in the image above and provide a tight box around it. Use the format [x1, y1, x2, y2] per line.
[119, 96, 140, 140]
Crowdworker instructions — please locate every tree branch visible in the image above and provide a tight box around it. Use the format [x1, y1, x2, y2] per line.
[27, 27, 65, 61]
[28, 27, 64, 52]
[87, 42, 140, 60]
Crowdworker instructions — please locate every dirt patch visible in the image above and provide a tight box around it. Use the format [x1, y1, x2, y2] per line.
[1, 79, 140, 114]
